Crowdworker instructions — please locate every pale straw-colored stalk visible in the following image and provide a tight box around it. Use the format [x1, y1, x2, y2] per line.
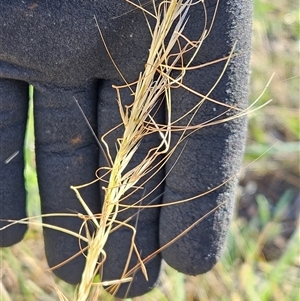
[0, 1, 272, 300]
[73, 1, 204, 300]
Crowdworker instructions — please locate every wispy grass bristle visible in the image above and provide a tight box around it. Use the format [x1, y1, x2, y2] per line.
[0, 1, 262, 300]
[74, 1, 205, 299]
[1, 1, 297, 300]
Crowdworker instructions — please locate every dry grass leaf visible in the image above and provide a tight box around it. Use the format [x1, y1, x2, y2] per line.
[1, 1, 256, 300]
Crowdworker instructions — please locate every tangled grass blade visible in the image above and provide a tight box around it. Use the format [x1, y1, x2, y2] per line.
[75, 1, 207, 299]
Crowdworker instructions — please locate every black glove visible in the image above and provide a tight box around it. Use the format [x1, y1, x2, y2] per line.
[0, 0, 252, 298]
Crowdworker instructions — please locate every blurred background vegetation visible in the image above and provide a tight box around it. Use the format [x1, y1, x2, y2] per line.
[1, 0, 299, 300]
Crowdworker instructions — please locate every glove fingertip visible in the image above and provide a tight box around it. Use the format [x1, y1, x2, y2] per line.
[0, 223, 27, 247]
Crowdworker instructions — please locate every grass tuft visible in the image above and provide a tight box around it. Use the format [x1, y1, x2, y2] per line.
[1, 0, 299, 300]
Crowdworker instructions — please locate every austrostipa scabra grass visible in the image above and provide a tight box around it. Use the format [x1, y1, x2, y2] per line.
[71, 0, 252, 299]
[0, 0, 259, 300]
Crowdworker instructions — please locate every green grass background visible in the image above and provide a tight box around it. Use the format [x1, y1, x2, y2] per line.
[1, 0, 299, 300]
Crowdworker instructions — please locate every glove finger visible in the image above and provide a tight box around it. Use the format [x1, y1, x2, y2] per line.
[97, 80, 163, 298]
[0, 79, 28, 246]
[160, 0, 252, 274]
[34, 80, 101, 284]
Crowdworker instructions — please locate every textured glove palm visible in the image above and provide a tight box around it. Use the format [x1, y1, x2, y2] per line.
[0, 0, 252, 298]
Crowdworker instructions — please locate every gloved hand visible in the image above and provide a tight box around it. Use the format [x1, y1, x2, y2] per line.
[0, 0, 252, 298]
